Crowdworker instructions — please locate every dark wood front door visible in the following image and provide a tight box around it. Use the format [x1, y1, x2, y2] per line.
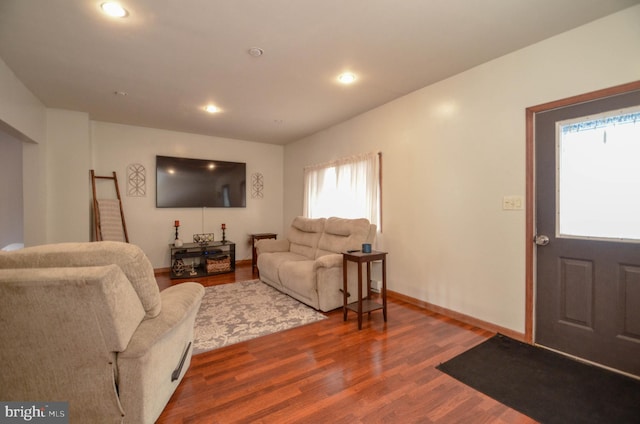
[534, 88, 640, 376]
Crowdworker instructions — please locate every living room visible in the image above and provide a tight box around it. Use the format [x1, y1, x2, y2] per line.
[1, 2, 640, 421]
[2, 3, 639, 338]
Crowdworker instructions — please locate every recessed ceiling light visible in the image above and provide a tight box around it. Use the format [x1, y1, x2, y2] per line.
[204, 104, 221, 114]
[338, 72, 357, 84]
[101, 2, 128, 18]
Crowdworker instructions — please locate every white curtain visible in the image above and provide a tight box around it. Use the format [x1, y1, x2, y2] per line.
[303, 152, 380, 230]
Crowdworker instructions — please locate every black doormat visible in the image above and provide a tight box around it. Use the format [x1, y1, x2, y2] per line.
[436, 334, 640, 424]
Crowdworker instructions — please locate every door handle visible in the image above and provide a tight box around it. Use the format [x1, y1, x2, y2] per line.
[534, 235, 550, 246]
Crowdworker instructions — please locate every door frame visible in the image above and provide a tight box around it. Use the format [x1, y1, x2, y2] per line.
[524, 80, 640, 343]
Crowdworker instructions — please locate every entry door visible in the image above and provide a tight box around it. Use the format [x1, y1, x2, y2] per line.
[535, 89, 640, 376]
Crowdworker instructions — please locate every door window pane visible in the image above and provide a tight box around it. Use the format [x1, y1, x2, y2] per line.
[557, 108, 640, 241]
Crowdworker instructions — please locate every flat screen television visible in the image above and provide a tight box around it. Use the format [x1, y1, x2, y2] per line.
[156, 155, 246, 208]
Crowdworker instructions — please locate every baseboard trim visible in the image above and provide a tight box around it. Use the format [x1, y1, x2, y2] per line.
[155, 267, 171, 276]
[387, 289, 527, 343]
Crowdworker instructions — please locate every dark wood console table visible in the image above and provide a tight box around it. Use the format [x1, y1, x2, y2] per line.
[169, 241, 235, 279]
[250, 233, 277, 271]
[342, 250, 387, 330]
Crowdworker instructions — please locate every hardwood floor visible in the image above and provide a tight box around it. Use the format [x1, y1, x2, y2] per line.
[155, 264, 537, 423]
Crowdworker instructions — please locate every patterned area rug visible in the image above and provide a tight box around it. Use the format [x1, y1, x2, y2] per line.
[193, 280, 327, 354]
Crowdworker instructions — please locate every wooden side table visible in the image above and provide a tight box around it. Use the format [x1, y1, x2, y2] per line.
[342, 250, 387, 330]
[250, 233, 277, 271]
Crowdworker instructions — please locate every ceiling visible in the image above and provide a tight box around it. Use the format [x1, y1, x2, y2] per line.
[1, 1, 638, 145]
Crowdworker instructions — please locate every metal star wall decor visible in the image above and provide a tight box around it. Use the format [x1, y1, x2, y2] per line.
[127, 163, 146, 197]
[251, 172, 264, 199]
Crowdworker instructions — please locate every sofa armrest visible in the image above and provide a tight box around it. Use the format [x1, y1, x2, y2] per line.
[314, 253, 343, 269]
[118, 283, 204, 359]
[255, 238, 290, 255]
[116, 282, 204, 424]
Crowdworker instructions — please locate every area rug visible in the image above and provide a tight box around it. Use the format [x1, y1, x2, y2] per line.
[192, 280, 327, 354]
[436, 334, 640, 424]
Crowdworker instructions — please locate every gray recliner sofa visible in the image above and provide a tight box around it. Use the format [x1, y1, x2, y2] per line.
[256, 216, 376, 312]
[0, 241, 204, 424]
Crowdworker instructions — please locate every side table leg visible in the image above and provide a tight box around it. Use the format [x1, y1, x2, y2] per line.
[251, 236, 257, 272]
[357, 262, 363, 330]
[343, 256, 348, 321]
[382, 257, 387, 322]
[366, 261, 372, 317]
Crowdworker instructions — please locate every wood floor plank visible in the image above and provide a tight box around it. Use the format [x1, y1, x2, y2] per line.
[155, 264, 537, 423]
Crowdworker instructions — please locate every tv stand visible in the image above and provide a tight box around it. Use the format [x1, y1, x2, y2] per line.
[169, 241, 235, 279]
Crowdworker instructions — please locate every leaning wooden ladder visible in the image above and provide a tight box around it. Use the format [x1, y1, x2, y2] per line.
[90, 170, 129, 242]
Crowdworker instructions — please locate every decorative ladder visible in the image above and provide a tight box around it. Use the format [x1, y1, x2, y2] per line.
[90, 170, 129, 242]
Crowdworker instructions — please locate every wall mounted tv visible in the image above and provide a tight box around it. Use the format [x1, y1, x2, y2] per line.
[156, 155, 246, 208]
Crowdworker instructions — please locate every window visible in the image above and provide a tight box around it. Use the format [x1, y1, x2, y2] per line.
[303, 152, 381, 230]
[557, 107, 640, 241]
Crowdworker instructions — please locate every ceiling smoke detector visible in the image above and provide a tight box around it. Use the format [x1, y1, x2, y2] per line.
[248, 47, 264, 57]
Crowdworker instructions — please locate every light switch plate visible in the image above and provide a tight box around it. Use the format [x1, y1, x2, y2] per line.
[503, 195, 524, 210]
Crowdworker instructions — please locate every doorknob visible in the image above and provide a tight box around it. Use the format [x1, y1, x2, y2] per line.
[534, 235, 550, 246]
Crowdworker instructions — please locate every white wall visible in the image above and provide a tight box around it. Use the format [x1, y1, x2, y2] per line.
[46, 109, 92, 243]
[283, 6, 640, 334]
[91, 122, 284, 268]
[0, 131, 23, 248]
[0, 57, 46, 144]
[0, 56, 50, 247]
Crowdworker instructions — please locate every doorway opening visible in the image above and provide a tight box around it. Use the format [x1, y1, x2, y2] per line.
[525, 80, 640, 377]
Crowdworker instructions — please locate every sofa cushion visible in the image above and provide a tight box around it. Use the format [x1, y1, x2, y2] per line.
[288, 217, 325, 259]
[258, 251, 308, 289]
[316, 217, 373, 258]
[0, 241, 162, 318]
[279, 259, 319, 307]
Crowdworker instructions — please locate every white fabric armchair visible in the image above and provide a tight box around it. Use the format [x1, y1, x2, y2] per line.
[0, 241, 204, 424]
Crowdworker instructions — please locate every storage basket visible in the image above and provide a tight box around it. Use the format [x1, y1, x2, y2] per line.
[206, 255, 231, 273]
